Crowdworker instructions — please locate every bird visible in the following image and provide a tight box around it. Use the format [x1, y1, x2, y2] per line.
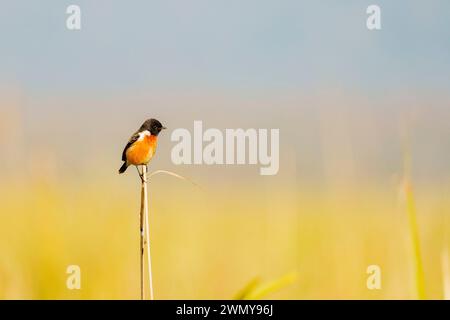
[118, 119, 166, 180]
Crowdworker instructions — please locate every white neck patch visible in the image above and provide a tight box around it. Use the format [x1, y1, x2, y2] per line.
[138, 130, 151, 140]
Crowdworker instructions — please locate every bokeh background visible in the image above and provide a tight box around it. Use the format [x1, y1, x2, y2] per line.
[1, 0, 450, 299]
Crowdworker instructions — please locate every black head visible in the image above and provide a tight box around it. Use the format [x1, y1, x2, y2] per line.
[140, 118, 166, 136]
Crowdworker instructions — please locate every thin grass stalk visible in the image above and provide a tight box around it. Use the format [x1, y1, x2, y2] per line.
[143, 165, 154, 300]
[404, 181, 426, 299]
[139, 166, 146, 300]
[141, 168, 197, 300]
[147, 170, 200, 188]
[233, 277, 261, 300]
[237, 272, 297, 300]
[401, 125, 426, 300]
[442, 248, 450, 300]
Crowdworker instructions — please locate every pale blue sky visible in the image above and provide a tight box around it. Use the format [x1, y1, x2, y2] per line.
[1, 1, 450, 184]
[1, 0, 449, 94]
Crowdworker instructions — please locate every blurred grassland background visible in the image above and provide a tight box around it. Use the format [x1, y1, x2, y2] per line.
[1, 0, 450, 299]
[1, 90, 449, 299]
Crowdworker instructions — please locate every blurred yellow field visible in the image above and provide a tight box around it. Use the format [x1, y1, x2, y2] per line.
[0, 173, 448, 299]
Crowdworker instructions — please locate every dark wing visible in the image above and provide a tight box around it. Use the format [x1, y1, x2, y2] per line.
[121, 131, 140, 161]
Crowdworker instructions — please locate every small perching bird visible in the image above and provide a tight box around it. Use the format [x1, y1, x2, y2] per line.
[118, 118, 166, 180]
[119, 118, 166, 300]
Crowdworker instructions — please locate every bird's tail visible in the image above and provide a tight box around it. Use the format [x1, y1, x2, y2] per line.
[118, 162, 128, 174]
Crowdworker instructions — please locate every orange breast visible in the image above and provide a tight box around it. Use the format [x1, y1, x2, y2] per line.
[126, 135, 158, 165]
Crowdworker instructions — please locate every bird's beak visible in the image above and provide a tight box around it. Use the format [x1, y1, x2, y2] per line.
[162, 126, 167, 130]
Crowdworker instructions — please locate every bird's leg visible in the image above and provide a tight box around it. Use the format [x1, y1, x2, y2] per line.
[136, 166, 145, 183]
